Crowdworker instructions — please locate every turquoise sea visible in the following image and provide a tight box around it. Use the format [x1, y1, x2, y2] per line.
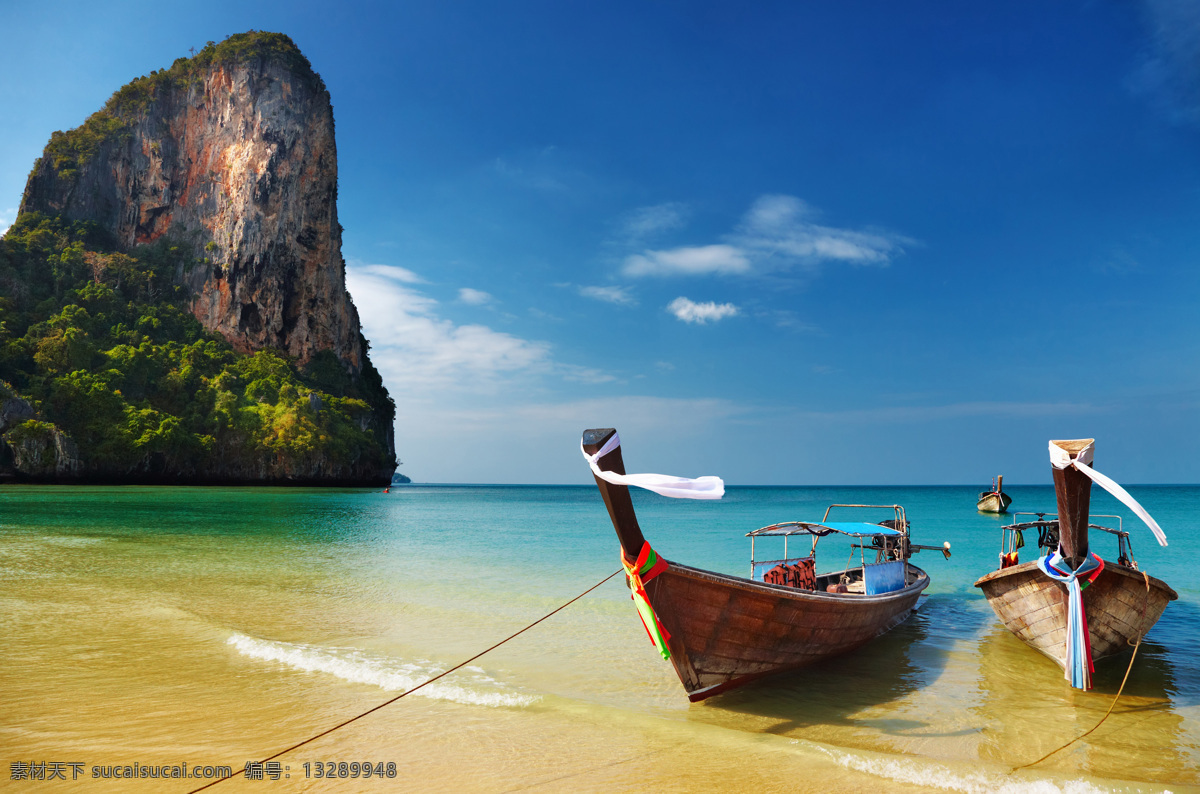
[2, 482, 1197, 792]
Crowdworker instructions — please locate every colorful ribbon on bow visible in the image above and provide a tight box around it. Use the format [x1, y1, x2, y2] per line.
[622, 541, 672, 660]
[1037, 550, 1105, 689]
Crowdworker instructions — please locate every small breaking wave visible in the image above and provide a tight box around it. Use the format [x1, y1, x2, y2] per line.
[823, 747, 1119, 794]
[41, 536, 105, 546]
[227, 633, 538, 708]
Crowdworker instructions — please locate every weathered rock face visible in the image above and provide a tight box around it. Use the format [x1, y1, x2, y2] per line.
[5, 422, 84, 479]
[21, 41, 361, 372]
[5, 33, 396, 485]
[0, 395, 35, 433]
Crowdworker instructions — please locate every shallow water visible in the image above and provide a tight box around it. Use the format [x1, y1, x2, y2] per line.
[1, 484, 1196, 792]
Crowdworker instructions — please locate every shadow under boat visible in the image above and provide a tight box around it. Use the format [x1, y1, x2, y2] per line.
[582, 427, 951, 702]
[697, 604, 960, 734]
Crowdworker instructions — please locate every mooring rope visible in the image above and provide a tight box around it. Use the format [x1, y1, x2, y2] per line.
[1012, 571, 1152, 772]
[186, 568, 622, 793]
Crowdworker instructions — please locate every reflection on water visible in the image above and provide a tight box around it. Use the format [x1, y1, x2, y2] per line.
[972, 621, 1191, 786]
[681, 594, 1000, 766]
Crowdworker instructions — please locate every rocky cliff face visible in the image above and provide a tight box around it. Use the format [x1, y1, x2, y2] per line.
[21, 34, 361, 372]
[3, 32, 396, 485]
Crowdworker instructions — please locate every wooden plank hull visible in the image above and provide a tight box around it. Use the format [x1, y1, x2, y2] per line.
[646, 561, 929, 701]
[974, 560, 1177, 670]
[976, 492, 1012, 513]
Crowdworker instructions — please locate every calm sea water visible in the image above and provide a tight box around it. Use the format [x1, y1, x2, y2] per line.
[1, 483, 1196, 792]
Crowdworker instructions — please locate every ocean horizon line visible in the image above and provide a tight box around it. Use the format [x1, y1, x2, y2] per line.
[394, 481, 1200, 489]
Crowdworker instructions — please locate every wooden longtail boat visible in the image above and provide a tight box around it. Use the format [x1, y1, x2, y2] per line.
[977, 475, 1012, 513]
[974, 439, 1176, 689]
[582, 427, 949, 702]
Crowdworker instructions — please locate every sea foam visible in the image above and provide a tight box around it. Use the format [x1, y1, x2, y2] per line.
[823, 747, 1124, 794]
[227, 633, 538, 708]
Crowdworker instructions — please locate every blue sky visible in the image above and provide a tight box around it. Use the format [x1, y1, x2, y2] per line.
[2, 1, 1199, 484]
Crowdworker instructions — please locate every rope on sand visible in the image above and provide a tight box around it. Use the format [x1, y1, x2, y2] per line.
[1012, 572, 1152, 772]
[187, 569, 622, 793]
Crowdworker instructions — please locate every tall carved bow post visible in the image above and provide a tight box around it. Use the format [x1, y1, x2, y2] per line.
[581, 430, 724, 664]
[1039, 439, 1167, 690]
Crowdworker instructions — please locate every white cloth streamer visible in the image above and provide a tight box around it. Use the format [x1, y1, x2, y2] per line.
[581, 432, 725, 500]
[1049, 440, 1167, 547]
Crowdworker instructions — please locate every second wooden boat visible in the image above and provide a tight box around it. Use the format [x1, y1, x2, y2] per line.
[582, 427, 950, 701]
[974, 438, 1176, 689]
[976, 475, 1012, 513]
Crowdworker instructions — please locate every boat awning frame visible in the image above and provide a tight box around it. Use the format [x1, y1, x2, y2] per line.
[746, 504, 909, 539]
[746, 504, 911, 576]
[1002, 512, 1127, 539]
[747, 521, 904, 538]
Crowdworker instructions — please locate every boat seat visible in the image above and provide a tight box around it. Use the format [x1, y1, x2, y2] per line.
[845, 580, 866, 594]
[763, 557, 816, 590]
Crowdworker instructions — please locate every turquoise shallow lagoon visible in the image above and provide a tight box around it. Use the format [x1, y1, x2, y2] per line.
[1, 483, 1197, 791]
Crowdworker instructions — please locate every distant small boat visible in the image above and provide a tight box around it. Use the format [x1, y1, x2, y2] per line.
[974, 439, 1176, 689]
[977, 475, 1012, 513]
[582, 427, 950, 701]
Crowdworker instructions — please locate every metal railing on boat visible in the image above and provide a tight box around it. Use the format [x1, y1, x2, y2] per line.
[997, 512, 1135, 567]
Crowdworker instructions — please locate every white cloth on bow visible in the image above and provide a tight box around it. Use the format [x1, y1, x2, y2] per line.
[1049, 440, 1167, 547]
[581, 432, 724, 500]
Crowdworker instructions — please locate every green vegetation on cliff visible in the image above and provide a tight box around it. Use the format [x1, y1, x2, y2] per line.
[0, 212, 394, 481]
[44, 31, 324, 181]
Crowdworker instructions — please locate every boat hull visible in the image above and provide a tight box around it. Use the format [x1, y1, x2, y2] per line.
[977, 492, 1012, 513]
[974, 560, 1176, 670]
[645, 561, 929, 701]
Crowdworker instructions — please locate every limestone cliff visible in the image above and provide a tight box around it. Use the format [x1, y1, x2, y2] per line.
[21, 32, 360, 371]
[2, 32, 396, 485]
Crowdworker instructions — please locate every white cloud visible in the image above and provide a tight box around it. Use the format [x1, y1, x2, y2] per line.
[731, 194, 907, 269]
[346, 266, 551, 395]
[617, 195, 909, 281]
[353, 262, 427, 283]
[578, 285, 636, 306]
[458, 287, 494, 305]
[667, 297, 740, 324]
[623, 244, 751, 277]
[619, 202, 689, 243]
